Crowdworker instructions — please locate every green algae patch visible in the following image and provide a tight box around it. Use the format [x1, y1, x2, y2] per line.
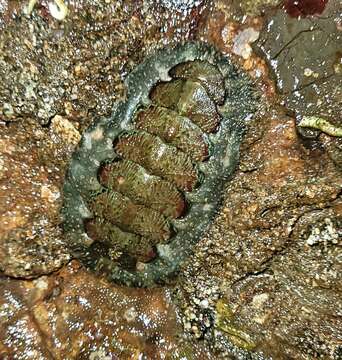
[215, 299, 256, 351]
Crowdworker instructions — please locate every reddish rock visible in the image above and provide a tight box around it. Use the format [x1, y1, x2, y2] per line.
[0, 261, 213, 359]
[0, 120, 70, 278]
[283, 0, 328, 17]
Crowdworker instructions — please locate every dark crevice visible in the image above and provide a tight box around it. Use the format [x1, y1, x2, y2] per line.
[40, 114, 56, 128]
[259, 205, 280, 218]
[271, 28, 320, 60]
[231, 266, 272, 287]
[1, 119, 12, 127]
[286, 207, 324, 239]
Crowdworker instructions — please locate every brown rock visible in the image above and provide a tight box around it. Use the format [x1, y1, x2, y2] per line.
[178, 108, 341, 358]
[0, 120, 70, 278]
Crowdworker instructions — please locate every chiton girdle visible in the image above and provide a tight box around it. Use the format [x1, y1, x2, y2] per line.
[63, 42, 258, 287]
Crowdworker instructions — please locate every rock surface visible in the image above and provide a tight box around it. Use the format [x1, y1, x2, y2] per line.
[0, 0, 341, 359]
[0, 119, 71, 278]
[0, 0, 207, 128]
[0, 261, 214, 359]
[177, 109, 341, 358]
[254, 0, 342, 125]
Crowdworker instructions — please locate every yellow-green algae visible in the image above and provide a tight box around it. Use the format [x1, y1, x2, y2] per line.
[298, 116, 342, 137]
[215, 299, 256, 350]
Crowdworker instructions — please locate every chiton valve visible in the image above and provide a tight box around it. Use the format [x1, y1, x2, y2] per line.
[63, 42, 258, 287]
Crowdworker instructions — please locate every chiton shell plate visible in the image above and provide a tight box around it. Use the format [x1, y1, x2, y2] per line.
[63, 42, 258, 287]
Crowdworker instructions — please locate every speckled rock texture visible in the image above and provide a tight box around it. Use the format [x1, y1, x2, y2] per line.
[0, 0, 208, 128]
[176, 110, 341, 358]
[0, 0, 341, 359]
[0, 119, 72, 278]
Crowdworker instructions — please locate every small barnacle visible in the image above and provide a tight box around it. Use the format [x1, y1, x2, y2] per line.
[24, 0, 68, 20]
[48, 0, 68, 21]
[63, 43, 258, 287]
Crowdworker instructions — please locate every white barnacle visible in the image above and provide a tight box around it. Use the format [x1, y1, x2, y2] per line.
[24, 0, 68, 21]
[48, 0, 68, 21]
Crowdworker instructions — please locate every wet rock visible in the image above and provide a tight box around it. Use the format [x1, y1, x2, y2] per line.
[177, 108, 342, 358]
[0, 0, 341, 358]
[0, 3, 140, 127]
[254, 0, 342, 124]
[210, 111, 340, 277]
[219, 204, 341, 359]
[0, 261, 214, 359]
[0, 119, 72, 278]
[145, 0, 209, 42]
[320, 132, 342, 169]
[198, 1, 275, 100]
[0, 1, 22, 29]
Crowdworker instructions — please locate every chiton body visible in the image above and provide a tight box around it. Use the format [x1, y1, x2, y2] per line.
[63, 42, 258, 287]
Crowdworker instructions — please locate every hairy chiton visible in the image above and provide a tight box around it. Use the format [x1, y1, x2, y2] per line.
[63, 42, 258, 287]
